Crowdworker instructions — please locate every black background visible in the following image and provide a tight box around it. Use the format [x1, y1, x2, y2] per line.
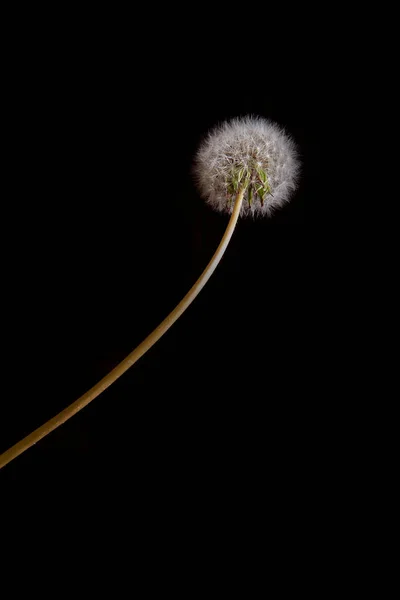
[1, 11, 319, 497]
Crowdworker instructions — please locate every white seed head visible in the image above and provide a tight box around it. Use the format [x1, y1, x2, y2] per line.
[193, 116, 301, 217]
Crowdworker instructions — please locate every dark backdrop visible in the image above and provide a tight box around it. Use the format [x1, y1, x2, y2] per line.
[1, 13, 319, 497]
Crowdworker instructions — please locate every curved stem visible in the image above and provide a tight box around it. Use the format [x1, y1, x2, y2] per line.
[0, 189, 245, 470]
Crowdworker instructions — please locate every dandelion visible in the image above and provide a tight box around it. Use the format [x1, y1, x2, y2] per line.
[193, 116, 300, 217]
[0, 116, 301, 469]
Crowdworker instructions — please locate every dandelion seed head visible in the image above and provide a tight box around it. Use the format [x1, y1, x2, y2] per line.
[193, 116, 301, 217]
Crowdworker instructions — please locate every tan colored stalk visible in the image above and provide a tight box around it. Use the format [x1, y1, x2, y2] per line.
[0, 188, 245, 469]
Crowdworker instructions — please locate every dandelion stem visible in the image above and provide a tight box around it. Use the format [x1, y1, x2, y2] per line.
[0, 188, 246, 470]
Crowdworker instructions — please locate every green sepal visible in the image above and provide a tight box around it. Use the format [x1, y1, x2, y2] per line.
[248, 186, 253, 207]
